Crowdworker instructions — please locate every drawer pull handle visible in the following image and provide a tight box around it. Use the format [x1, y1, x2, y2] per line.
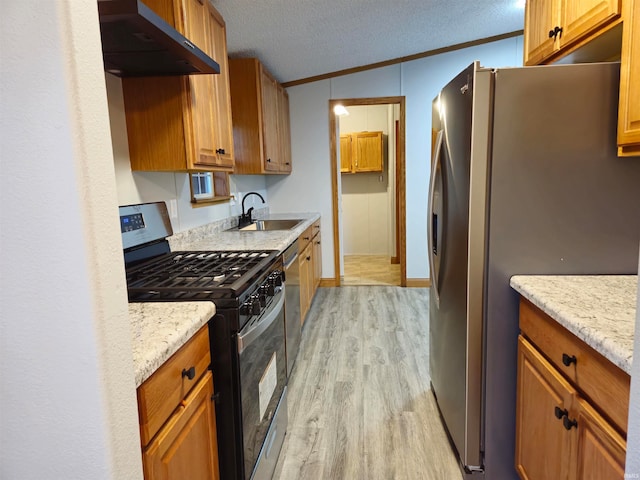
[182, 366, 196, 380]
[554, 406, 568, 419]
[562, 353, 577, 367]
[563, 416, 577, 430]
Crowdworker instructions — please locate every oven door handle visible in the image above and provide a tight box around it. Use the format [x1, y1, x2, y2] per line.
[237, 287, 285, 354]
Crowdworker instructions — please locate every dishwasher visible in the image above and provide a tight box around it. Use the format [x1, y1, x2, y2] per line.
[283, 240, 301, 377]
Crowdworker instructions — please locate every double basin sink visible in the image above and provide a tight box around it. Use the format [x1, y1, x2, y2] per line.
[229, 219, 304, 232]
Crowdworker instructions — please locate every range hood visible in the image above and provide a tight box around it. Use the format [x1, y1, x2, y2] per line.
[98, 0, 220, 77]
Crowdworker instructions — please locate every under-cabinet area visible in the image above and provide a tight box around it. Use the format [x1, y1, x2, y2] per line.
[511, 275, 636, 480]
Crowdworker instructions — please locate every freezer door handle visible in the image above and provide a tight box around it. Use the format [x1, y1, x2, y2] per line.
[428, 129, 444, 305]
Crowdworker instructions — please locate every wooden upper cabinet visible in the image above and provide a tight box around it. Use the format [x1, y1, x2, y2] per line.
[209, 6, 235, 168]
[340, 131, 383, 173]
[121, 0, 234, 172]
[260, 68, 281, 172]
[277, 85, 292, 173]
[339, 134, 352, 173]
[523, 0, 621, 65]
[524, 0, 559, 65]
[228, 58, 293, 174]
[618, 0, 640, 155]
[559, 0, 621, 47]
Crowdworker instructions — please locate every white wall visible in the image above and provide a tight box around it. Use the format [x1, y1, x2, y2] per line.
[626, 248, 640, 478]
[1, 2, 142, 479]
[269, 35, 524, 279]
[106, 74, 269, 232]
[340, 105, 394, 256]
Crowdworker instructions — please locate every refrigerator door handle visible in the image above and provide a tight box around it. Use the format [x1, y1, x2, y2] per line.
[428, 129, 444, 305]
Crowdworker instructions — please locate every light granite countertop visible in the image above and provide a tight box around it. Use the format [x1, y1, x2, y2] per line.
[129, 301, 216, 387]
[169, 212, 321, 252]
[510, 275, 638, 374]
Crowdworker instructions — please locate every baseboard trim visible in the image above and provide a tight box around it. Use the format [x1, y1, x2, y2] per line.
[320, 278, 338, 287]
[406, 278, 431, 288]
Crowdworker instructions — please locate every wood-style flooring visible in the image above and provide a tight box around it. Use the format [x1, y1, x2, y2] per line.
[273, 287, 462, 480]
[343, 255, 401, 286]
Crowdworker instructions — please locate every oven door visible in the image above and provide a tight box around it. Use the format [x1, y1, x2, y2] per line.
[237, 286, 287, 480]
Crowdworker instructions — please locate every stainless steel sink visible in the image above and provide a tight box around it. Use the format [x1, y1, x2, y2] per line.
[236, 219, 304, 231]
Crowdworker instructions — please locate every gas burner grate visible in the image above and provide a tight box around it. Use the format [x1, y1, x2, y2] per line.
[126, 250, 278, 300]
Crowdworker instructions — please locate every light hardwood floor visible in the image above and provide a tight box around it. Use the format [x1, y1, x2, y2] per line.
[343, 255, 401, 286]
[273, 287, 462, 480]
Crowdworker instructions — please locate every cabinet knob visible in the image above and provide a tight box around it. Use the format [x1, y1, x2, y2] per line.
[554, 406, 568, 419]
[562, 353, 576, 367]
[548, 26, 563, 39]
[306, 256, 311, 261]
[182, 366, 196, 380]
[216, 148, 226, 155]
[563, 416, 577, 430]
[267, 158, 272, 163]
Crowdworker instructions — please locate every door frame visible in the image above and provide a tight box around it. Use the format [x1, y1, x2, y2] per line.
[328, 96, 406, 287]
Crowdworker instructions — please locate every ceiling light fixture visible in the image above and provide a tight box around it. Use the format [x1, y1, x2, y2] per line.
[333, 104, 349, 116]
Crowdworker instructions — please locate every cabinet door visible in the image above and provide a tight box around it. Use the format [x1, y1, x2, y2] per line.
[143, 371, 219, 480]
[181, 0, 218, 169]
[524, 0, 559, 65]
[277, 85, 292, 172]
[340, 135, 352, 173]
[618, 0, 640, 155]
[299, 243, 313, 325]
[574, 397, 625, 480]
[559, 0, 621, 48]
[260, 68, 280, 171]
[208, 5, 234, 170]
[515, 336, 576, 480]
[313, 232, 322, 290]
[353, 132, 383, 172]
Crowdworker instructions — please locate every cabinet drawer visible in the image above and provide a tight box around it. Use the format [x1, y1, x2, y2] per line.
[299, 225, 313, 251]
[519, 299, 630, 434]
[137, 325, 211, 445]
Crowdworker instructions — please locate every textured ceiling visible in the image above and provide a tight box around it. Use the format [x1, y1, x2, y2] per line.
[210, 0, 525, 84]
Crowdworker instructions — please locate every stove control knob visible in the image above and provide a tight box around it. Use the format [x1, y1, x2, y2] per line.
[240, 301, 252, 316]
[259, 293, 267, 308]
[250, 295, 261, 315]
[266, 283, 276, 296]
[259, 284, 271, 297]
[271, 271, 283, 286]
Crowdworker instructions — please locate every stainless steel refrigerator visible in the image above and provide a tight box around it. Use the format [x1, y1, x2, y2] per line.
[428, 61, 640, 479]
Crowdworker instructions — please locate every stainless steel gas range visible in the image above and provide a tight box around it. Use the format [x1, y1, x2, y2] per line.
[121, 202, 287, 480]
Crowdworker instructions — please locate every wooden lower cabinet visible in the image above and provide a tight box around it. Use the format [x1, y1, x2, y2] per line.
[299, 219, 321, 325]
[515, 298, 627, 480]
[516, 336, 575, 480]
[574, 398, 626, 480]
[137, 325, 219, 480]
[143, 371, 219, 480]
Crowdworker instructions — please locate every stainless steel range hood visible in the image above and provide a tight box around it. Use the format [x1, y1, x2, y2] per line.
[98, 0, 220, 77]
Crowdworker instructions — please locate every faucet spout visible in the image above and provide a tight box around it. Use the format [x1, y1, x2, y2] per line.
[239, 192, 266, 227]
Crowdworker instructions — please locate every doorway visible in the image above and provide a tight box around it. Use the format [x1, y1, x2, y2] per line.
[329, 97, 406, 287]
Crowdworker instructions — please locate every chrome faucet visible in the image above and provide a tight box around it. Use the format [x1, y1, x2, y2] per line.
[239, 192, 265, 227]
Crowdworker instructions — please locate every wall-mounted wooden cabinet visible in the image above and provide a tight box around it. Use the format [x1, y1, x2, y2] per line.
[524, 0, 622, 66]
[121, 0, 234, 172]
[340, 131, 383, 174]
[617, 0, 640, 155]
[515, 299, 628, 480]
[229, 58, 292, 174]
